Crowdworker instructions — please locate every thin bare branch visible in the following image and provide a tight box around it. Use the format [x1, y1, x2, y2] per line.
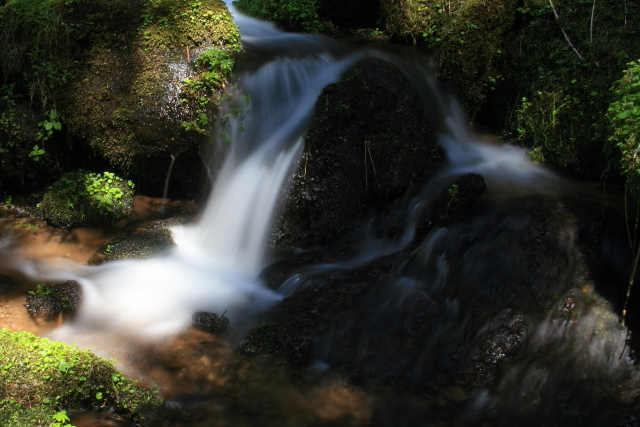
[549, 0, 584, 59]
[590, 0, 596, 43]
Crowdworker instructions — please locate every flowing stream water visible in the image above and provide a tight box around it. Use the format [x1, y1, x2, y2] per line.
[4, 3, 640, 426]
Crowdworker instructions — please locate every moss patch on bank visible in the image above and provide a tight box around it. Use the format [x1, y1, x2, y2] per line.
[0, 329, 159, 426]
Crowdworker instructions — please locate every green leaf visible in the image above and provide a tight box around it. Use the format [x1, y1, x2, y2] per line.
[54, 122, 62, 131]
[52, 411, 70, 422]
[618, 110, 632, 119]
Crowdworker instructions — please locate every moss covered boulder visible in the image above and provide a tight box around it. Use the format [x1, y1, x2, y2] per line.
[0, 329, 159, 426]
[40, 170, 134, 227]
[0, 0, 240, 196]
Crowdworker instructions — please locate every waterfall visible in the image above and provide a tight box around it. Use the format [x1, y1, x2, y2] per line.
[13, 0, 565, 341]
[12, 5, 367, 341]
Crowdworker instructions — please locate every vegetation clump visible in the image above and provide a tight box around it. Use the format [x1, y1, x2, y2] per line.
[180, 46, 236, 133]
[380, 0, 516, 114]
[0, 329, 159, 426]
[608, 60, 640, 198]
[25, 282, 79, 321]
[0, 0, 240, 197]
[233, 0, 330, 33]
[506, 0, 640, 175]
[39, 170, 134, 227]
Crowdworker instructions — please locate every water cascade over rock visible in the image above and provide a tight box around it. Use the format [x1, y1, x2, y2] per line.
[3, 3, 640, 426]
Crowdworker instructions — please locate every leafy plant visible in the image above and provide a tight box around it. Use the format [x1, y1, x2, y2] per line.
[28, 144, 45, 161]
[180, 47, 235, 133]
[445, 183, 458, 215]
[51, 410, 74, 427]
[39, 170, 135, 227]
[37, 108, 62, 142]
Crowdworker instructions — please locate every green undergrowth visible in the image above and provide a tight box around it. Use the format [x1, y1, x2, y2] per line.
[506, 0, 640, 175]
[0, 329, 159, 427]
[381, 0, 516, 114]
[39, 170, 134, 227]
[608, 60, 640, 198]
[233, 0, 330, 33]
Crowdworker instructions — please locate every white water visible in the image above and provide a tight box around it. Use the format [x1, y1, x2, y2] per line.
[13, 4, 565, 343]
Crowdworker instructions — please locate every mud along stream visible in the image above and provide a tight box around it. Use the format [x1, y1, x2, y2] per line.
[1, 4, 640, 427]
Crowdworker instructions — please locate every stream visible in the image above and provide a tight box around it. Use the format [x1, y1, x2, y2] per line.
[2, 3, 640, 427]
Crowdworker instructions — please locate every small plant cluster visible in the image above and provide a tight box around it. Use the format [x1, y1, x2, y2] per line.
[608, 60, 640, 197]
[39, 170, 135, 227]
[137, 0, 241, 135]
[0, 329, 159, 427]
[233, 0, 330, 33]
[180, 47, 235, 133]
[25, 282, 79, 322]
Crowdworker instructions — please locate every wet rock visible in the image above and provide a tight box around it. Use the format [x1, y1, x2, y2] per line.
[89, 217, 187, 264]
[25, 281, 80, 321]
[273, 59, 442, 251]
[192, 311, 229, 335]
[0, 275, 18, 294]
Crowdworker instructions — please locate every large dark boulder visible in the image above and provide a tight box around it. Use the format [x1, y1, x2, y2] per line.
[273, 58, 442, 251]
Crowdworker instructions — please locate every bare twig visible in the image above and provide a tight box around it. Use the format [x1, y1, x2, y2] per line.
[590, 0, 596, 44]
[621, 240, 640, 327]
[367, 147, 381, 189]
[549, 0, 583, 59]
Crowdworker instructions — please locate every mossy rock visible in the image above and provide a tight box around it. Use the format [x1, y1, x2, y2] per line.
[92, 217, 186, 264]
[40, 170, 134, 227]
[0, 329, 159, 426]
[0, 0, 240, 197]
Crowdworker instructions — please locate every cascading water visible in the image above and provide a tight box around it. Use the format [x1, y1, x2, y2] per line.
[3, 3, 640, 426]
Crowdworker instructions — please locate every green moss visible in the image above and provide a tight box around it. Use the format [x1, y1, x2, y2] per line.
[40, 170, 134, 227]
[141, 0, 240, 51]
[0, 329, 159, 426]
[233, 0, 330, 33]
